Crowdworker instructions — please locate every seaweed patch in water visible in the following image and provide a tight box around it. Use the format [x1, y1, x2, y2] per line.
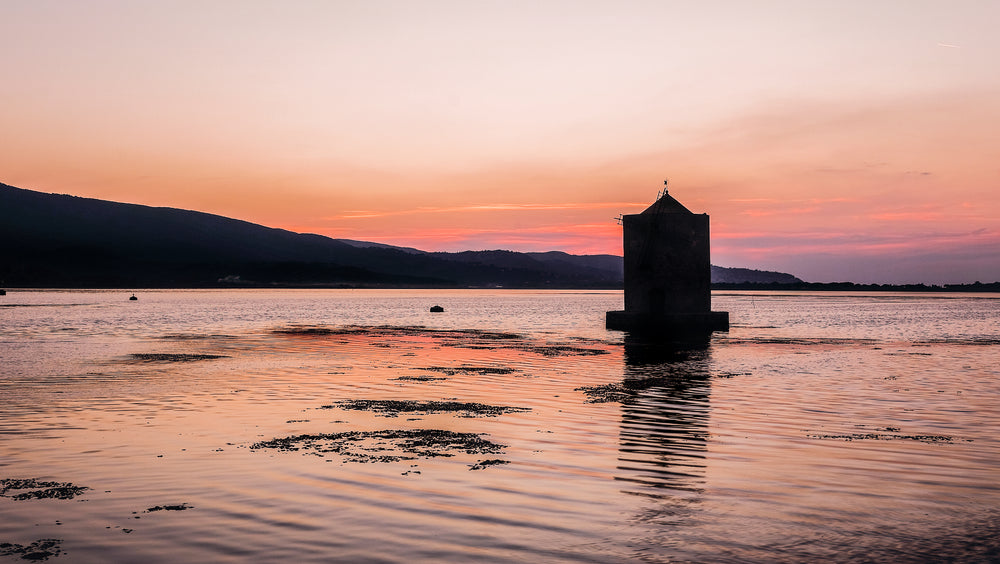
[0, 479, 89, 501]
[525, 344, 609, 357]
[0, 539, 63, 561]
[415, 366, 520, 376]
[391, 375, 448, 382]
[444, 341, 609, 357]
[576, 375, 696, 403]
[272, 326, 342, 335]
[917, 337, 1000, 346]
[321, 399, 530, 418]
[724, 337, 880, 347]
[469, 459, 510, 471]
[274, 325, 524, 341]
[250, 429, 505, 463]
[273, 324, 609, 357]
[575, 383, 633, 404]
[145, 503, 193, 512]
[809, 433, 954, 444]
[124, 353, 228, 363]
[159, 333, 237, 341]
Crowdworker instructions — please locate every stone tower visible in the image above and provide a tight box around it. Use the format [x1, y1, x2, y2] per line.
[606, 182, 729, 333]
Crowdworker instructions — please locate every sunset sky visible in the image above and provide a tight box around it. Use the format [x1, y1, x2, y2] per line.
[2, 1, 998, 283]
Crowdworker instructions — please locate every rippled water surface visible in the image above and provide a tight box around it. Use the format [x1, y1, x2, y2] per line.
[1, 289, 998, 563]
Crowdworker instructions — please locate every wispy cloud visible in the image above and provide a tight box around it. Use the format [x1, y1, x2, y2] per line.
[307, 221, 625, 254]
[869, 211, 943, 222]
[714, 227, 1000, 258]
[327, 201, 648, 220]
[740, 207, 819, 217]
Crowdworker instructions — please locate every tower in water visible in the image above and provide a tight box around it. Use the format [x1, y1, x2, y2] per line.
[606, 181, 729, 333]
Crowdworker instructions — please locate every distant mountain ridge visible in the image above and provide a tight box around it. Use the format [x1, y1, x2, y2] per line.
[710, 266, 801, 284]
[0, 182, 802, 288]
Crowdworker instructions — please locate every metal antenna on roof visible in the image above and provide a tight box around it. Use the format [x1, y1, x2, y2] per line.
[649, 178, 670, 215]
[638, 179, 671, 265]
[654, 178, 668, 200]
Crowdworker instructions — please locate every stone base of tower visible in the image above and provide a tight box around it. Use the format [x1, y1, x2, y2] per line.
[606, 310, 729, 334]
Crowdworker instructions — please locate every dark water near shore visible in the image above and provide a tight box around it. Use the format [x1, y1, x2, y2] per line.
[1, 289, 998, 563]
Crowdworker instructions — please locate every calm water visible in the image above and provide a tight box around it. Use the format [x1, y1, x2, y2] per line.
[1, 289, 998, 563]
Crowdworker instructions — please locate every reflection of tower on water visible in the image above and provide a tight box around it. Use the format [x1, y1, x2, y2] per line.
[615, 338, 713, 516]
[605, 342, 727, 564]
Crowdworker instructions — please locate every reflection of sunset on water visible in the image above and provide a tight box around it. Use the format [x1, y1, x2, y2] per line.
[1, 289, 998, 562]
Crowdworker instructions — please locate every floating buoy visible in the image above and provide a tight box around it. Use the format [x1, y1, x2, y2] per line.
[429, 305, 444, 312]
[129, 293, 138, 301]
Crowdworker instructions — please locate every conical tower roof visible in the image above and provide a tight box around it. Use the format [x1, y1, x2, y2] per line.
[640, 188, 692, 215]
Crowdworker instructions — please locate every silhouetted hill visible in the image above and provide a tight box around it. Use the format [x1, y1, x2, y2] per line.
[0, 183, 621, 287]
[0, 182, 802, 288]
[335, 239, 426, 255]
[710, 266, 802, 284]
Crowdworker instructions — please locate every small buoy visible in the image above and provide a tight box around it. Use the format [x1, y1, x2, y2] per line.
[429, 305, 444, 312]
[129, 293, 138, 301]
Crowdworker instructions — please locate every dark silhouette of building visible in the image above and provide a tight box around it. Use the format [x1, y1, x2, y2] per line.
[606, 181, 728, 333]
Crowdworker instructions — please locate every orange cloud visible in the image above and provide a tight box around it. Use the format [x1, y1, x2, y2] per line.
[326, 201, 648, 221]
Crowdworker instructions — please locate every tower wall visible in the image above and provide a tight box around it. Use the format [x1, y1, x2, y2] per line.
[622, 212, 711, 315]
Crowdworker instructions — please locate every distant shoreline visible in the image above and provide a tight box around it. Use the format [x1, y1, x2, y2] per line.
[712, 281, 1000, 292]
[3, 282, 999, 292]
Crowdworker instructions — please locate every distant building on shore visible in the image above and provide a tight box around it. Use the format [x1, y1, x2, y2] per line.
[606, 181, 729, 334]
